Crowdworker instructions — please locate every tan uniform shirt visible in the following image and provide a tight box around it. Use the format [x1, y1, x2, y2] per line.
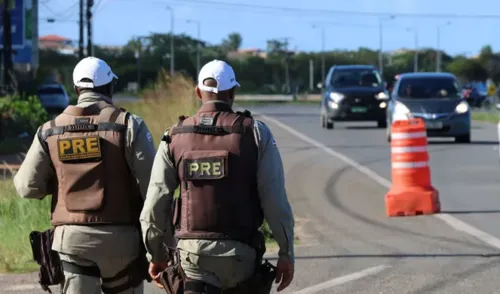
[140, 107, 295, 264]
[13, 92, 156, 259]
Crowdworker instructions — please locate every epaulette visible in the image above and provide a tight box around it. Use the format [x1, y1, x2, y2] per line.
[236, 109, 252, 118]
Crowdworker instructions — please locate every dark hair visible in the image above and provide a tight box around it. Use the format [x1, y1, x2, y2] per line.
[76, 78, 114, 97]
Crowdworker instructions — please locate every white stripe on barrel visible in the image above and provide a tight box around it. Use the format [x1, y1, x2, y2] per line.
[391, 146, 428, 153]
[391, 161, 429, 169]
[391, 131, 427, 140]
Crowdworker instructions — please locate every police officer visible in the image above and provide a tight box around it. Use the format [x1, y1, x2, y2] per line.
[13, 57, 156, 294]
[140, 59, 295, 293]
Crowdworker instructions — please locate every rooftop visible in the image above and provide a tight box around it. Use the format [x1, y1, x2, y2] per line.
[39, 34, 71, 42]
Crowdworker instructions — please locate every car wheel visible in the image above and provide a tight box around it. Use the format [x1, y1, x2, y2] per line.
[455, 134, 471, 143]
[326, 118, 334, 129]
[377, 120, 387, 128]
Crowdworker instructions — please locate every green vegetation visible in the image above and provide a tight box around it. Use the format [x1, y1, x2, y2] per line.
[0, 180, 51, 273]
[472, 111, 499, 123]
[0, 95, 48, 155]
[38, 33, 500, 97]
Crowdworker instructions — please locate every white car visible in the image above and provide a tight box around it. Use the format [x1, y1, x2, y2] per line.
[37, 83, 70, 113]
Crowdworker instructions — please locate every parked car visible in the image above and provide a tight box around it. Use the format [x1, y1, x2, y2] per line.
[37, 83, 70, 114]
[319, 65, 390, 129]
[386, 72, 471, 143]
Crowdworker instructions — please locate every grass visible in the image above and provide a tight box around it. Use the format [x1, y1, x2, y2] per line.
[116, 71, 200, 145]
[0, 180, 51, 273]
[0, 71, 279, 273]
[472, 111, 499, 123]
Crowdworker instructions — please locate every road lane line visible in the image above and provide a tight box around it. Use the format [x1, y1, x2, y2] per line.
[292, 264, 391, 293]
[259, 113, 500, 251]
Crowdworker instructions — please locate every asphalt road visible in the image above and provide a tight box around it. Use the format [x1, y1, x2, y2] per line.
[4, 104, 500, 293]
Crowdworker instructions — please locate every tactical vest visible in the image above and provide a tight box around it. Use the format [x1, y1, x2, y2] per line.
[166, 102, 264, 245]
[39, 101, 141, 226]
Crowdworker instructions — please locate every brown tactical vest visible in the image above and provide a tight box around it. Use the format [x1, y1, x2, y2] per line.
[166, 102, 264, 245]
[39, 101, 141, 226]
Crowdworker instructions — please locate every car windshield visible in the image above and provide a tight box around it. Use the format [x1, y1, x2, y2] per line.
[331, 69, 382, 88]
[38, 87, 64, 95]
[397, 77, 461, 99]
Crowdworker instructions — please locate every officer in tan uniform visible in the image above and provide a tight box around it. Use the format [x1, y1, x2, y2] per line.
[14, 57, 156, 294]
[140, 60, 295, 293]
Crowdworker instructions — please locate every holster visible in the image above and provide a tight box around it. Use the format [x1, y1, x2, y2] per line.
[224, 231, 277, 294]
[29, 229, 64, 293]
[159, 249, 185, 294]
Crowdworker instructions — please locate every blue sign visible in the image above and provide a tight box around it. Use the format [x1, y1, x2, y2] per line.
[0, 0, 25, 49]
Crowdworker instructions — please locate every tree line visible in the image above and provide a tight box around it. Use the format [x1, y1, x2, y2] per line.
[37, 32, 499, 95]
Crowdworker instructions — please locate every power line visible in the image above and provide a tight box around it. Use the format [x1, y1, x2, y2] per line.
[41, 1, 79, 19]
[121, 0, 500, 19]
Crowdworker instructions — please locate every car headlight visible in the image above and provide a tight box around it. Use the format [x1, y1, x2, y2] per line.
[327, 100, 339, 109]
[455, 101, 469, 114]
[329, 92, 344, 103]
[392, 101, 412, 121]
[376, 91, 389, 100]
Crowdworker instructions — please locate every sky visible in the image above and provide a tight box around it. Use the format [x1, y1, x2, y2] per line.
[38, 0, 500, 57]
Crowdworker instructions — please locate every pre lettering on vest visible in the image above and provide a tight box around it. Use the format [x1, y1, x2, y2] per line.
[41, 101, 142, 226]
[169, 103, 264, 246]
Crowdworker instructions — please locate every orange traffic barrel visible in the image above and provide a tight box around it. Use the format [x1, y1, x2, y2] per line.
[385, 118, 440, 216]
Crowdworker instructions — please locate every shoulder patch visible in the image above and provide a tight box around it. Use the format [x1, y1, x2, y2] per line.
[271, 137, 277, 147]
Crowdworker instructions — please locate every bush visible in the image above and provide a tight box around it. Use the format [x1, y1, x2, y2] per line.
[0, 95, 48, 138]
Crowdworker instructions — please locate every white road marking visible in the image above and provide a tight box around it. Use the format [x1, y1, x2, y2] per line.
[292, 265, 391, 294]
[3, 284, 40, 291]
[259, 113, 500, 252]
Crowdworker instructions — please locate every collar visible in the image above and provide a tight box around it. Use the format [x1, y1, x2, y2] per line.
[77, 92, 113, 106]
[198, 100, 233, 113]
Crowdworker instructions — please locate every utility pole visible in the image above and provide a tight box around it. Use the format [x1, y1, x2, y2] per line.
[166, 6, 175, 76]
[311, 25, 325, 87]
[378, 19, 383, 77]
[283, 37, 291, 93]
[436, 21, 451, 72]
[78, 0, 84, 59]
[186, 19, 201, 75]
[320, 27, 325, 87]
[414, 31, 419, 72]
[309, 59, 314, 91]
[436, 27, 441, 72]
[2, 0, 13, 89]
[86, 0, 93, 56]
[378, 15, 395, 78]
[406, 28, 418, 72]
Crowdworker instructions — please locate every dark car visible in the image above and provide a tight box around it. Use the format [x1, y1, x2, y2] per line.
[37, 83, 70, 115]
[320, 65, 390, 129]
[386, 72, 471, 143]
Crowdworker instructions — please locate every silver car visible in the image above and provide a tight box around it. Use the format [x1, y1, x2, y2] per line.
[386, 72, 471, 143]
